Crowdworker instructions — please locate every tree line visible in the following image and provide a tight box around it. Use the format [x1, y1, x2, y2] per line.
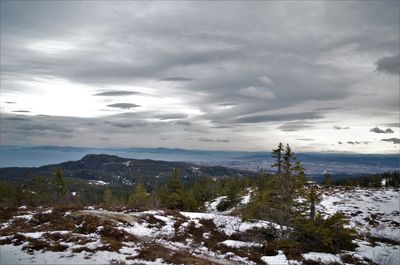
[334, 171, 399, 188]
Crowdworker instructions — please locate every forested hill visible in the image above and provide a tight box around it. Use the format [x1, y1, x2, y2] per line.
[0, 154, 257, 185]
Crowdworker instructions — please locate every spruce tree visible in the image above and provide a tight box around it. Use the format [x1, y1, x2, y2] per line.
[272, 143, 284, 174]
[128, 175, 150, 209]
[52, 167, 66, 199]
[162, 168, 184, 210]
[104, 188, 117, 208]
[247, 143, 309, 239]
[307, 185, 321, 220]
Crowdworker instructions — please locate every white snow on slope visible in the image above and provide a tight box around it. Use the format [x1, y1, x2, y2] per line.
[355, 239, 400, 265]
[320, 188, 400, 242]
[261, 251, 289, 265]
[181, 211, 275, 236]
[221, 240, 262, 248]
[302, 252, 341, 264]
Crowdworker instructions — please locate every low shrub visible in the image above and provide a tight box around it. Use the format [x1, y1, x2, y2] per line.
[292, 213, 357, 254]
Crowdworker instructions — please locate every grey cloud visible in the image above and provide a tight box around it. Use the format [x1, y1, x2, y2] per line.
[381, 138, 400, 144]
[333, 126, 350, 130]
[346, 141, 362, 145]
[5, 102, 16, 104]
[69, 48, 237, 84]
[316, 107, 341, 111]
[376, 54, 400, 75]
[381, 123, 400, 128]
[279, 122, 313, 132]
[199, 138, 214, 142]
[174, 120, 191, 126]
[2, 116, 31, 121]
[106, 121, 146, 128]
[12, 110, 30, 113]
[107, 103, 140, 109]
[99, 137, 110, 141]
[160, 77, 195, 82]
[218, 103, 239, 107]
[18, 124, 74, 133]
[156, 113, 188, 120]
[198, 138, 229, 143]
[0, 1, 398, 151]
[370, 127, 394, 133]
[94, 91, 141, 96]
[235, 112, 323, 124]
[0, 113, 207, 147]
[211, 125, 234, 129]
[296, 138, 314, 141]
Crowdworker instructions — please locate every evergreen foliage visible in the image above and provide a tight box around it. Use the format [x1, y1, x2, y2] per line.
[245, 143, 308, 239]
[292, 213, 357, 253]
[334, 171, 400, 188]
[306, 185, 322, 221]
[52, 167, 66, 198]
[161, 168, 185, 210]
[128, 176, 150, 209]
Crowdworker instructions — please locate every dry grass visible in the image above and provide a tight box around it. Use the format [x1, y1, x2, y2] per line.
[21, 237, 68, 254]
[139, 214, 166, 229]
[134, 243, 215, 265]
[134, 243, 173, 261]
[99, 224, 138, 252]
[165, 251, 215, 265]
[0, 207, 16, 222]
[0, 218, 34, 236]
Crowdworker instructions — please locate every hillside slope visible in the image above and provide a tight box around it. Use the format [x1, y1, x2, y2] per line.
[0, 154, 257, 185]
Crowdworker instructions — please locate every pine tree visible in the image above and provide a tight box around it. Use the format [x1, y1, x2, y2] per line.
[272, 143, 284, 174]
[128, 175, 150, 209]
[307, 185, 322, 220]
[162, 168, 184, 210]
[247, 143, 309, 239]
[34, 176, 48, 204]
[52, 167, 66, 199]
[104, 188, 117, 208]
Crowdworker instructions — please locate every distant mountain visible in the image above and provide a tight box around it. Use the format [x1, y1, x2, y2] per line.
[0, 154, 257, 185]
[0, 145, 398, 176]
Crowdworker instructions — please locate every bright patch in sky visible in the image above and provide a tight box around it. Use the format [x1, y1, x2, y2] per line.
[27, 40, 76, 54]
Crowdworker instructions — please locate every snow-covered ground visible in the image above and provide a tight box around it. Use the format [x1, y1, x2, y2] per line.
[320, 188, 399, 242]
[0, 187, 398, 264]
[319, 187, 400, 265]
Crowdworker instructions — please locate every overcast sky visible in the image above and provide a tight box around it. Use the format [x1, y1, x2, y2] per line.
[0, 1, 399, 153]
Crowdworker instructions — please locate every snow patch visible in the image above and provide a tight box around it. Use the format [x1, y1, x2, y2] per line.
[261, 251, 289, 265]
[220, 240, 262, 248]
[302, 252, 341, 264]
[88, 180, 109, 186]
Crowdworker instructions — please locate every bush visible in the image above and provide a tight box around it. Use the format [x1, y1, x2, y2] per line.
[292, 213, 357, 253]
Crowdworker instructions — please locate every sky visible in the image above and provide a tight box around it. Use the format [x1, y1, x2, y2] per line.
[0, 1, 399, 153]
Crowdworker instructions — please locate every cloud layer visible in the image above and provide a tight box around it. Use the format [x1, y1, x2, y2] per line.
[0, 1, 399, 153]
